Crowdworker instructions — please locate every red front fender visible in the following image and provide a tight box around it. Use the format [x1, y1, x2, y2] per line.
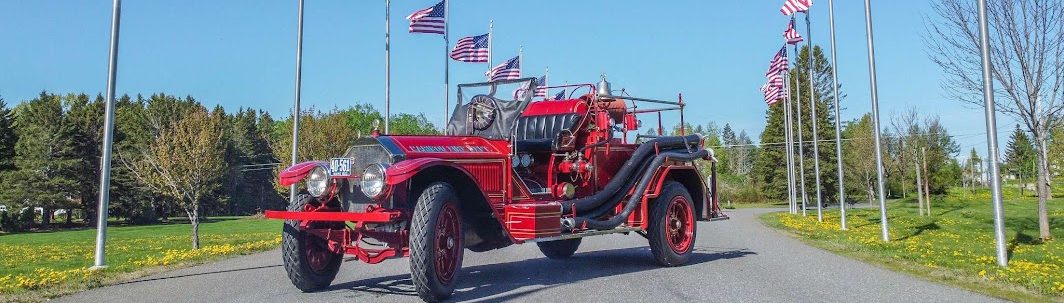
[278, 161, 327, 187]
[385, 157, 469, 185]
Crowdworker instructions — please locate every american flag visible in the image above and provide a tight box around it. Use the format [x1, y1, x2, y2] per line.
[763, 46, 789, 104]
[762, 84, 784, 105]
[450, 34, 489, 62]
[780, 0, 812, 16]
[765, 46, 789, 83]
[534, 75, 547, 97]
[489, 56, 521, 82]
[552, 89, 566, 100]
[512, 75, 546, 99]
[407, 1, 446, 34]
[784, 19, 803, 44]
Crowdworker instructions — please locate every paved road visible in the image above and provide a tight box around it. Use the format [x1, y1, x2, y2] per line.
[57, 209, 1002, 303]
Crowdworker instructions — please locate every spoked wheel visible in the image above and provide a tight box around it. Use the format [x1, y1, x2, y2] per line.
[410, 182, 464, 302]
[282, 194, 343, 292]
[648, 181, 696, 266]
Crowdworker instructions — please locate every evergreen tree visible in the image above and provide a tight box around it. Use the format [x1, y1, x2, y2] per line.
[64, 94, 104, 224]
[9, 92, 81, 226]
[753, 102, 789, 199]
[0, 97, 16, 171]
[752, 45, 845, 202]
[1004, 124, 1036, 195]
[0, 97, 18, 218]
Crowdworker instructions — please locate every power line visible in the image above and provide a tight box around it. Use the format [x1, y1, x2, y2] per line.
[705, 124, 1011, 149]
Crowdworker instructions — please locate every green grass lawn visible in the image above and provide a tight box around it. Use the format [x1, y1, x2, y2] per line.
[0, 216, 282, 302]
[762, 187, 1064, 302]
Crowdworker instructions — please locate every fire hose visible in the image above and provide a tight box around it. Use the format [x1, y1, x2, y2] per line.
[559, 134, 701, 214]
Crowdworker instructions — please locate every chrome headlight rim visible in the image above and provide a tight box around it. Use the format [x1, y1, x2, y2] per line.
[360, 163, 389, 199]
[306, 166, 330, 197]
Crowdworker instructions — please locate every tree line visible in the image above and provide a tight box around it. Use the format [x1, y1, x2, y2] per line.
[0, 92, 436, 237]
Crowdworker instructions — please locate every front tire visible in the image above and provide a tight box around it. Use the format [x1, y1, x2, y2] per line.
[536, 238, 581, 259]
[409, 182, 464, 302]
[647, 181, 696, 266]
[282, 194, 343, 292]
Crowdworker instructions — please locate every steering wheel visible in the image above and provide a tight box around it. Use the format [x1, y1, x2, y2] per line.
[469, 94, 499, 131]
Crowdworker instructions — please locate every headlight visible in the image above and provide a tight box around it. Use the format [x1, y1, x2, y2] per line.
[511, 155, 520, 168]
[306, 166, 329, 197]
[519, 154, 533, 167]
[361, 163, 388, 198]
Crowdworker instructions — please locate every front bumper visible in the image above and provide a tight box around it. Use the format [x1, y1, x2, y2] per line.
[264, 209, 401, 225]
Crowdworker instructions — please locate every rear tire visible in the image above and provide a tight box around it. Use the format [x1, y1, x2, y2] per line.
[647, 181, 696, 266]
[536, 238, 581, 259]
[409, 182, 464, 302]
[281, 194, 343, 292]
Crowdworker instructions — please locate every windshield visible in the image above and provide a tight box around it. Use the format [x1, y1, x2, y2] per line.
[445, 77, 537, 139]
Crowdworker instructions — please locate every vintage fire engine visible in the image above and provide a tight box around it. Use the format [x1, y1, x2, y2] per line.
[265, 77, 723, 302]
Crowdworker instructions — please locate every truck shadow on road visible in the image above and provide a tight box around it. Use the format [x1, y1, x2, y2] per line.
[329, 245, 755, 301]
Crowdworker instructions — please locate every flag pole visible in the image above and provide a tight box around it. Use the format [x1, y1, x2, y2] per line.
[488, 20, 493, 80]
[862, 0, 890, 242]
[828, 0, 847, 229]
[288, 0, 306, 204]
[792, 20, 809, 216]
[384, 0, 391, 133]
[976, 0, 1008, 267]
[443, 0, 450, 127]
[805, 11, 824, 222]
[92, 0, 122, 269]
[783, 70, 798, 214]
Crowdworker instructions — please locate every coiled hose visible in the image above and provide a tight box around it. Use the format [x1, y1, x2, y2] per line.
[572, 149, 709, 230]
[559, 135, 701, 214]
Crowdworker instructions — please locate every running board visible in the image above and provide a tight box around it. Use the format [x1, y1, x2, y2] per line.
[526, 227, 643, 243]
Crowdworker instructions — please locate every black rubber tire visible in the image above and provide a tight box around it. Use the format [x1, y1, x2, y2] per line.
[536, 238, 582, 259]
[409, 182, 464, 302]
[281, 194, 343, 292]
[647, 181, 696, 267]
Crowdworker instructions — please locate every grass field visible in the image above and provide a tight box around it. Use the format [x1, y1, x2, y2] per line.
[0, 216, 282, 302]
[762, 187, 1064, 302]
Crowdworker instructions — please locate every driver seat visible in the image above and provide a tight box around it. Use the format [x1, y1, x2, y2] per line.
[514, 100, 588, 152]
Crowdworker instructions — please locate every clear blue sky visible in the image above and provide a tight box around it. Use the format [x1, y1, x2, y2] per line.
[0, 0, 1011, 158]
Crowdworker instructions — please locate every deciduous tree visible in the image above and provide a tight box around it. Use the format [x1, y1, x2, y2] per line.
[928, 0, 1063, 240]
[126, 108, 226, 249]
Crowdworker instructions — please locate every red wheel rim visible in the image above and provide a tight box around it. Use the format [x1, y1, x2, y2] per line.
[301, 203, 333, 272]
[305, 237, 332, 272]
[665, 196, 694, 254]
[434, 203, 461, 284]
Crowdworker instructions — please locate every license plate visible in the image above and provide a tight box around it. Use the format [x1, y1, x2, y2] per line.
[329, 158, 352, 177]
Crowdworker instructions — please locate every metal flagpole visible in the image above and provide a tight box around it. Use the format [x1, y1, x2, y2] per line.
[793, 39, 809, 216]
[783, 72, 797, 214]
[289, 0, 306, 203]
[805, 11, 824, 222]
[443, 0, 450, 127]
[976, 0, 1008, 267]
[385, 0, 391, 133]
[488, 20, 493, 79]
[93, 0, 122, 269]
[863, 0, 890, 242]
[828, 0, 847, 230]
